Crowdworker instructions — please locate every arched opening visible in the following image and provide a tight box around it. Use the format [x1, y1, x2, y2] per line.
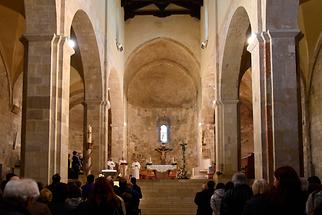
[309, 39, 322, 178]
[0, 1, 25, 178]
[219, 7, 253, 176]
[69, 10, 103, 177]
[108, 68, 124, 161]
[239, 50, 254, 179]
[125, 37, 200, 176]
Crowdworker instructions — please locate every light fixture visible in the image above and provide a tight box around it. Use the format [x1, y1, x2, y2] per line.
[116, 41, 123, 52]
[68, 39, 76, 49]
[247, 33, 257, 45]
[201, 40, 208, 49]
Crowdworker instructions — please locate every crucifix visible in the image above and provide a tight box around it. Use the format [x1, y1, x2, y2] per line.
[155, 144, 172, 164]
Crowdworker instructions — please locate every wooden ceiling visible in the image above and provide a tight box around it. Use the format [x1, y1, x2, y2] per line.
[121, 0, 203, 20]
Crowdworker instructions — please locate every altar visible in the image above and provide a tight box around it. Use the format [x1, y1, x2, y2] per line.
[147, 164, 177, 172]
[146, 164, 177, 179]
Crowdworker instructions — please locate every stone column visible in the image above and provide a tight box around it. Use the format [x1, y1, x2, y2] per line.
[247, 33, 271, 180]
[22, 34, 74, 184]
[84, 99, 108, 176]
[268, 30, 300, 173]
[215, 99, 239, 176]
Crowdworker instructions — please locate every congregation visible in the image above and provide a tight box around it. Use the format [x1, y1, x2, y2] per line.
[0, 173, 142, 215]
[194, 166, 322, 215]
[1, 165, 322, 215]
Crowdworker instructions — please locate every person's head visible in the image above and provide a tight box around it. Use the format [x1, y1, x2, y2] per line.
[119, 177, 128, 189]
[93, 177, 115, 203]
[274, 166, 301, 192]
[130, 177, 137, 185]
[308, 176, 322, 194]
[207, 180, 215, 190]
[5, 173, 17, 181]
[73, 151, 77, 155]
[215, 183, 225, 190]
[252, 179, 269, 195]
[308, 176, 321, 185]
[39, 188, 53, 203]
[3, 178, 39, 206]
[225, 181, 234, 191]
[51, 182, 68, 203]
[232, 172, 247, 186]
[67, 183, 81, 198]
[52, 173, 61, 184]
[87, 174, 95, 183]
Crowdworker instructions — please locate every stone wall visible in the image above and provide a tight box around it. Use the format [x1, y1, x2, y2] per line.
[0, 57, 21, 179]
[310, 45, 322, 177]
[127, 104, 198, 176]
[69, 104, 84, 155]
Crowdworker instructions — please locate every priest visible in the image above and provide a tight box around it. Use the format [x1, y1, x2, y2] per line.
[132, 159, 141, 179]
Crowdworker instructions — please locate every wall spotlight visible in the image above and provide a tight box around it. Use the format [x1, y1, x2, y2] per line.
[201, 40, 208, 49]
[116, 41, 124, 52]
[68, 39, 76, 49]
[247, 33, 257, 45]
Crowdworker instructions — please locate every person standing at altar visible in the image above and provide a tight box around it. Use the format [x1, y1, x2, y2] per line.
[132, 159, 141, 179]
[119, 157, 128, 177]
[107, 158, 116, 170]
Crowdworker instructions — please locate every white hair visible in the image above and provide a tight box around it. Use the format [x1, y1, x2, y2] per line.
[3, 178, 40, 201]
[232, 172, 247, 185]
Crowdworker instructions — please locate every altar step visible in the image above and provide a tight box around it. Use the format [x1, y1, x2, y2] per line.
[138, 179, 208, 215]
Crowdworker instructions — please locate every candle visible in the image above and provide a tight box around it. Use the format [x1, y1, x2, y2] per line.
[149, 157, 152, 163]
[172, 157, 175, 163]
[87, 124, 92, 143]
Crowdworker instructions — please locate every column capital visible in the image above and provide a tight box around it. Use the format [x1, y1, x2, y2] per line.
[267, 29, 300, 39]
[247, 33, 264, 52]
[211, 99, 239, 108]
[22, 33, 56, 42]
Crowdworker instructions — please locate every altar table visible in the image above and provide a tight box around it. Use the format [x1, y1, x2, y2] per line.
[147, 164, 177, 172]
[146, 164, 177, 179]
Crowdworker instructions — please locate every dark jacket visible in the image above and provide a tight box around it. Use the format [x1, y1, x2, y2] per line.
[0, 199, 32, 215]
[269, 188, 305, 215]
[242, 194, 270, 215]
[194, 188, 214, 215]
[77, 196, 124, 215]
[220, 184, 252, 215]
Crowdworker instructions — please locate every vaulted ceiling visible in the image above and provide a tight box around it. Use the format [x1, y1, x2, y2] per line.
[121, 0, 203, 20]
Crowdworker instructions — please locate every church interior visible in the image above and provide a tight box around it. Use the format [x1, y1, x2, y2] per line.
[0, 0, 321, 187]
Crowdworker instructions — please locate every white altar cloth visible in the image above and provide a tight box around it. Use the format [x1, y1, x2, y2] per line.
[147, 164, 177, 173]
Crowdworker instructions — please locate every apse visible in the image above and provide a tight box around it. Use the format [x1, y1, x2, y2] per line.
[125, 38, 200, 176]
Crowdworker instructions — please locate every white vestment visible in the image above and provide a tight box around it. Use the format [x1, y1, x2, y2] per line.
[132, 161, 141, 179]
[107, 160, 115, 170]
[119, 159, 128, 177]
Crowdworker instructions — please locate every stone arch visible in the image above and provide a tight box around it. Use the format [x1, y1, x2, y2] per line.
[69, 10, 104, 175]
[308, 33, 322, 178]
[220, 7, 251, 100]
[71, 10, 102, 101]
[217, 6, 252, 176]
[0, 41, 12, 108]
[108, 67, 124, 160]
